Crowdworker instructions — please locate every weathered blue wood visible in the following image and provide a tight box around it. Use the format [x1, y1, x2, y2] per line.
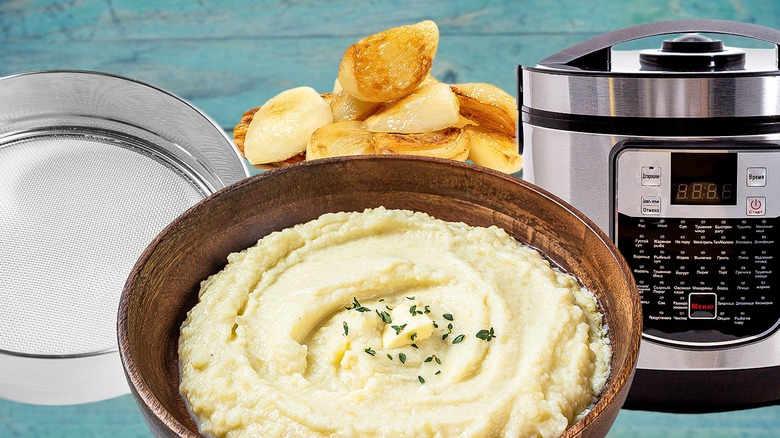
[2, 1, 780, 437]
[2, 0, 780, 129]
[0, 34, 585, 129]
[3, 0, 779, 39]
[0, 396, 150, 437]
[2, 394, 780, 437]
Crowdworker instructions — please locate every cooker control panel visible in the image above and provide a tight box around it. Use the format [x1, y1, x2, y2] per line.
[612, 144, 780, 347]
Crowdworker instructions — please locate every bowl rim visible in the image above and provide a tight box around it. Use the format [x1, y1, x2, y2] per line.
[117, 155, 641, 437]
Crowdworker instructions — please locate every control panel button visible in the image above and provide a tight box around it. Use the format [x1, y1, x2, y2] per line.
[689, 293, 717, 319]
[641, 166, 662, 186]
[641, 196, 661, 215]
[747, 167, 767, 187]
[747, 197, 766, 216]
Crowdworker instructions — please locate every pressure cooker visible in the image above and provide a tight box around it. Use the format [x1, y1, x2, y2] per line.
[520, 19, 780, 412]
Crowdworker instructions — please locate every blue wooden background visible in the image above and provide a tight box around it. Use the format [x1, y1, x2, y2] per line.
[2, 0, 780, 436]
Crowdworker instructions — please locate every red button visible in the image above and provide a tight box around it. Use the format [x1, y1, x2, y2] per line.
[747, 197, 765, 216]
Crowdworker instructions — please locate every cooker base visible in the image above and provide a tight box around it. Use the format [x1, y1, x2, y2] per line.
[624, 367, 780, 412]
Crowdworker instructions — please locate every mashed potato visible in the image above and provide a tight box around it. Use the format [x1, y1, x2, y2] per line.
[178, 208, 611, 437]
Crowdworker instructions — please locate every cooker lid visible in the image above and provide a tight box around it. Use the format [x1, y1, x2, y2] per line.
[521, 20, 780, 120]
[537, 19, 779, 74]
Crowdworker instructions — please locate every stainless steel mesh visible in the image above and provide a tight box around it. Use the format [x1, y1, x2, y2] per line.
[0, 70, 249, 405]
[0, 133, 204, 356]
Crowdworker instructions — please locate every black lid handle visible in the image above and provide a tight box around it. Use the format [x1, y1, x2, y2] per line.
[539, 19, 780, 69]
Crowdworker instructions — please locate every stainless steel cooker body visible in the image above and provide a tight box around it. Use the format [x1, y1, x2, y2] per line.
[522, 71, 780, 231]
[521, 20, 780, 411]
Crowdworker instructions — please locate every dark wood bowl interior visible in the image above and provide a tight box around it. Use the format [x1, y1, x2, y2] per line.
[118, 155, 641, 437]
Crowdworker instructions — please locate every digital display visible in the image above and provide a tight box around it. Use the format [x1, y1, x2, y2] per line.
[670, 152, 738, 205]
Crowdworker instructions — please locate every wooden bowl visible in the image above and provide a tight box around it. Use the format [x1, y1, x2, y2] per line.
[118, 155, 641, 437]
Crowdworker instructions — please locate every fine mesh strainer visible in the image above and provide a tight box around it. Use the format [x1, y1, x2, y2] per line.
[0, 71, 250, 405]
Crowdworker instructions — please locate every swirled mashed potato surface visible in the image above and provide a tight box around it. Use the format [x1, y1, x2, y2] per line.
[178, 208, 611, 438]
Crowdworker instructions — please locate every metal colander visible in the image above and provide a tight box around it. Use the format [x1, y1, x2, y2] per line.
[0, 71, 249, 405]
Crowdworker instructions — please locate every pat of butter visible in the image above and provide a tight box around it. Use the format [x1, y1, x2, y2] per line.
[382, 303, 435, 349]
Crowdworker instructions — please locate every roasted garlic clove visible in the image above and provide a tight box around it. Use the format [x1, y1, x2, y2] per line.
[243, 87, 333, 164]
[306, 121, 375, 160]
[232, 106, 261, 155]
[464, 125, 522, 173]
[363, 83, 460, 134]
[338, 20, 439, 103]
[373, 127, 469, 161]
[330, 90, 382, 122]
[451, 83, 517, 137]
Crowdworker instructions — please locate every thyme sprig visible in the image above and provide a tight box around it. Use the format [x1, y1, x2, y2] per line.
[376, 309, 392, 324]
[346, 297, 370, 312]
[442, 321, 453, 341]
[476, 327, 496, 342]
[391, 324, 407, 335]
[424, 354, 442, 365]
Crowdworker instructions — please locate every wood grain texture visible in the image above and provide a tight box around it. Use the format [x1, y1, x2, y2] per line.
[3, 1, 780, 437]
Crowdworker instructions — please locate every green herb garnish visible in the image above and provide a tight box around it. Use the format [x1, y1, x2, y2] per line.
[376, 309, 392, 324]
[399, 352, 407, 364]
[364, 347, 376, 356]
[442, 313, 454, 321]
[425, 354, 441, 365]
[424, 355, 441, 365]
[343, 321, 349, 336]
[418, 375, 425, 384]
[391, 324, 407, 335]
[346, 297, 370, 312]
[452, 334, 465, 344]
[476, 327, 496, 342]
